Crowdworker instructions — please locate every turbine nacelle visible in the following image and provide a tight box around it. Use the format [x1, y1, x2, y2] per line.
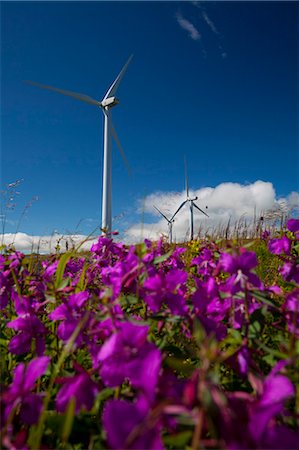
[101, 96, 119, 109]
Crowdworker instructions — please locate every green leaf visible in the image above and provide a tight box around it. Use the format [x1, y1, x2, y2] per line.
[163, 430, 192, 448]
[165, 356, 195, 376]
[75, 263, 88, 293]
[248, 320, 261, 339]
[55, 251, 73, 289]
[56, 277, 70, 291]
[250, 290, 277, 308]
[61, 397, 76, 445]
[153, 250, 173, 265]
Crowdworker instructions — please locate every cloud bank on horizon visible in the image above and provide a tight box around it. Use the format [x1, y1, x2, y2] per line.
[1, 233, 99, 254]
[2, 180, 298, 252]
[125, 180, 299, 243]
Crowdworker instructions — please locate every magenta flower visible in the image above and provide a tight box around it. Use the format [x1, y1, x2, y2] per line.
[42, 260, 59, 282]
[7, 292, 48, 356]
[192, 247, 217, 278]
[2, 356, 50, 426]
[97, 322, 162, 402]
[227, 345, 251, 378]
[283, 288, 299, 336]
[279, 261, 299, 283]
[287, 218, 299, 236]
[103, 396, 164, 450]
[248, 361, 295, 443]
[91, 236, 126, 267]
[143, 269, 188, 315]
[7, 251, 24, 270]
[55, 363, 98, 413]
[268, 236, 292, 255]
[219, 249, 263, 293]
[220, 361, 297, 449]
[48, 291, 89, 345]
[100, 249, 140, 300]
[0, 271, 12, 310]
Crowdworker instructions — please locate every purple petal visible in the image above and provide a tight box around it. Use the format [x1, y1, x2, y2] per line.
[143, 274, 163, 291]
[287, 218, 299, 233]
[97, 333, 119, 362]
[220, 253, 237, 273]
[165, 269, 187, 290]
[127, 345, 162, 402]
[48, 304, 69, 321]
[260, 374, 294, 407]
[9, 333, 32, 355]
[268, 236, 291, 255]
[23, 356, 50, 391]
[119, 322, 149, 348]
[103, 398, 164, 450]
[56, 373, 98, 413]
[239, 250, 258, 271]
[69, 291, 89, 308]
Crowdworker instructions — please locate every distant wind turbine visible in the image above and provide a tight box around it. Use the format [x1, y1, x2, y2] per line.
[153, 205, 175, 244]
[26, 55, 133, 234]
[172, 161, 209, 241]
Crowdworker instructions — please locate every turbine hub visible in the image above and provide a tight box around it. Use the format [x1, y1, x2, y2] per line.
[101, 96, 120, 108]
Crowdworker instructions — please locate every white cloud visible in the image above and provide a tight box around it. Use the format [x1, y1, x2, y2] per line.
[2, 182, 297, 250]
[1, 233, 98, 254]
[125, 180, 298, 242]
[201, 10, 220, 36]
[176, 12, 201, 41]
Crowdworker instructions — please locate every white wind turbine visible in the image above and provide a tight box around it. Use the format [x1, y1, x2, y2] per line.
[26, 55, 133, 234]
[153, 205, 175, 244]
[172, 162, 209, 241]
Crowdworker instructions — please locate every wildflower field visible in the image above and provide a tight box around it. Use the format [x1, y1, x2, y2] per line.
[1, 220, 299, 450]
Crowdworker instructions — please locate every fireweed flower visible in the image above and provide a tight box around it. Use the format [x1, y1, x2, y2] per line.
[7, 251, 24, 270]
[219, 249, 263, 294]
[142, 269, 188, 316]
[0, 270, 12, 310]
[100, 249, 140, 300]
[2, 356, 50, 426]
[227, 345, 251, 378]
[192, 247, 217, 278]
[268, 236, 292, 256]
[103, 396, 164, 450]
[7, 292, 48, 356]
[65, 257, 85, 282]
[55, 363, 98, 413]
[48, 291, 90, 345]
[279, 261, 299, 284]
[283, 288, 299, 336]
[248, 361, 296, 446]
[287, 218, 299, 239]
[221, 361, 297, 449]
[164, 247, 186, 270]
[42, 260, 59, 282]
[97, 322, 162, 402]
[91, 236, 126, 267]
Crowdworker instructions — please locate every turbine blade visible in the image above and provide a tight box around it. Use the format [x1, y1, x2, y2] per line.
[103, 54, 133, 101]
[154, 205, 170, 223]
[171, 200, 187, 220]
[193, 202, 209, 217]
[110, 119, 131, 176]
[25, 80, 101, 106]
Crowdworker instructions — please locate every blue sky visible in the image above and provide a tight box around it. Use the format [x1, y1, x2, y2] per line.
[1, 1, 298, 245]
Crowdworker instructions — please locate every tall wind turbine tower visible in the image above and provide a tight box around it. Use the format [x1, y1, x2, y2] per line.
[172, 160, 209, 240]
[26, 55, 133, 234]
